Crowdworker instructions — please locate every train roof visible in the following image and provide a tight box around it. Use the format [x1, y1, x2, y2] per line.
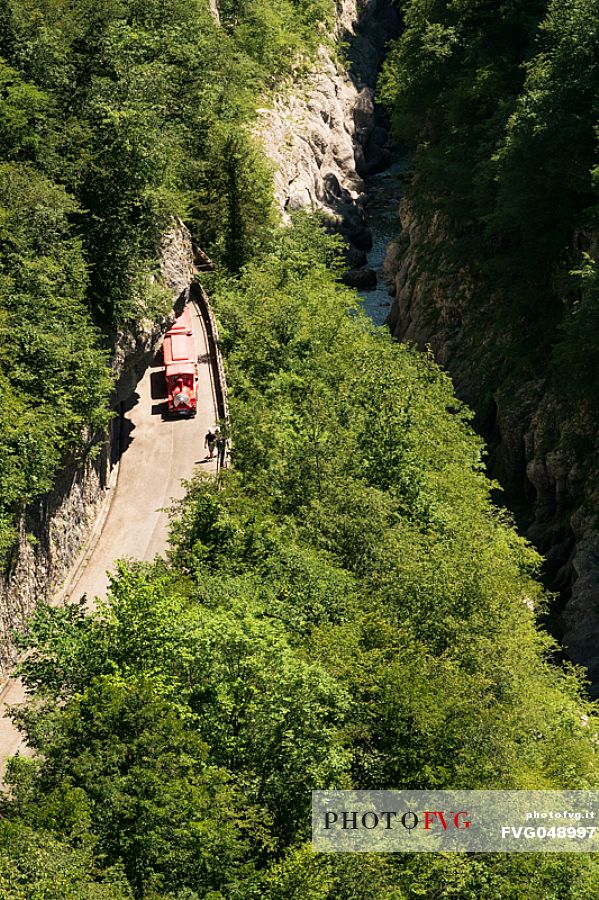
[164, 332, 196, 368]
[166, 363, 196, 377]
[166, 305, 193, 336]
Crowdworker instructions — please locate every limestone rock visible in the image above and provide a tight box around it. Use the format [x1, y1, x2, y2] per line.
[256, 0, 400, 254]
[159, 217, 195, 298]
[208, 0, 220, 24]
[562, 530, 599, 696]
[342, 266, 378, 288]
[386, 195, 599, 693]
[256, 45, 369, 238]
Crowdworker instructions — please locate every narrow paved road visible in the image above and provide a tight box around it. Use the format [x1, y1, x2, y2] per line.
[0, 301, 219, 778]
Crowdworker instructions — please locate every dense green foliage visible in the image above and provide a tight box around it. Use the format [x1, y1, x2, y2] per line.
[0, 59, 112, 561]
[380, 0, 599, 394]
[2, 220, 598, 897]
[0, 0, 335, 560]
[3, 2, 599, 896]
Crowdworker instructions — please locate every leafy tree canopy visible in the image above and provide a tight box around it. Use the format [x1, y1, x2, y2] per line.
[4, 221, 599, 898]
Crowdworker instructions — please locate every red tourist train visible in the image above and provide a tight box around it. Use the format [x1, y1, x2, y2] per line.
[163, 305, 198, 416]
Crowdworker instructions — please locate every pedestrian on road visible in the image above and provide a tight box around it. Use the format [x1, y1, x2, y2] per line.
[215, 426, 226, 467]
[205, 428, 217, 459]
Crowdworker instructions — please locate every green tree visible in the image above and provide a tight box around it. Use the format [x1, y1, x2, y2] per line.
[0, 819, 132, 899]
[0, 161, 111, 563]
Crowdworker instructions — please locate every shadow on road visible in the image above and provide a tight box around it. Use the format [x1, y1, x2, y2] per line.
[117, 393, 139, 460]
[150, 370, 168, 401]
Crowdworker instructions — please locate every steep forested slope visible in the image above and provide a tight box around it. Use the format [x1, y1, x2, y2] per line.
[0, 0, 333, 563]
[380, 0, 599, 681]
[2, 2, 599, 898]
[1, 219, 598, 897]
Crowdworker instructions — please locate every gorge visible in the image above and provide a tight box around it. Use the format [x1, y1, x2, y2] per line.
[1, 1, 599, 897]
[259, 0, 599, 699]
[377, 0, 599, 696]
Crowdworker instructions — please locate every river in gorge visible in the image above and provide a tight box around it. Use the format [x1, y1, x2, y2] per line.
[357, 154, 412, 326]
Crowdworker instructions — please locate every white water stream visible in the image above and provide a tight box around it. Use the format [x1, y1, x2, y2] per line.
[358, 156, 412, 326]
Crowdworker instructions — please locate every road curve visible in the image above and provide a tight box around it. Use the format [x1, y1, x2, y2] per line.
[0, 301, 219, 778]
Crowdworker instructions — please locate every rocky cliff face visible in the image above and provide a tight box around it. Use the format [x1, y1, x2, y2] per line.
[0, 220, 195, 675]
[387, 198, 599, 694]
[0, 446, 111, 674]
[256, 0, 399, 267]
